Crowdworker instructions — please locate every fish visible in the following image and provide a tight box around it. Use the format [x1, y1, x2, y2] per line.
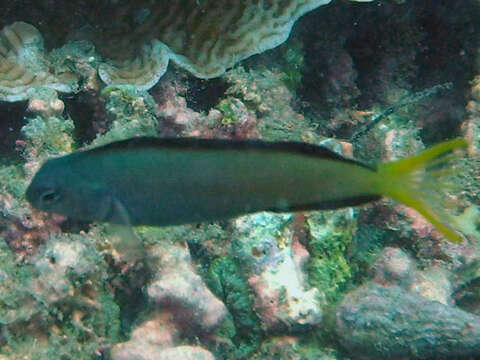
[26, 137, 467, 243]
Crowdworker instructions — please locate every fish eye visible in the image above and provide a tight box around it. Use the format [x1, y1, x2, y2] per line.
[40, 189, 60, 203]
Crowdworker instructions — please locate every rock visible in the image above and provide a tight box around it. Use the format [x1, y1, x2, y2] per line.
[147, 242, 228, 331]
[372, 247, 454, 305]
[232, 213, 323, 332]
[372, 247, 416, 287]
[110, 313, 215, 360]
[409, 266, 453, 305]
[111, 344, 214, 360]
[335, 282, 480, 359]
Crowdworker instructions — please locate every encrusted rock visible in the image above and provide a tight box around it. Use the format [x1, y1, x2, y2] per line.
[372, 247, 416, 287]
[147, 242, 228, 331]
[110, 312, 215, 360]
[336, 282, 480, 359]
[409, 266, 454, 305]
[232, 213, 323, 332]
[110, 242, 223, 360]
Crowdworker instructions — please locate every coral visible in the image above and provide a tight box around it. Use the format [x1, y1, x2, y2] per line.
[20, 108, 75, 170]
[108, 240, 225, 359]
[303, 31, 360, 111]
[0, 237, 38, 325]
[91, 87, 160, 146]
[0, 158, 59, 263]
[152, 73, 206, 136]
[94, 0, 332, 88]
[99, 40, 171, 91]
[0, 164, 29, 220]
[0, 22, 78, 102]
[111, 344, 214, 360]
[352, 99, 474, 261]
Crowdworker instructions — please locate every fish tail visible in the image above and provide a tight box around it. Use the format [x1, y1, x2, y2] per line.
[375, 138, 468, 243]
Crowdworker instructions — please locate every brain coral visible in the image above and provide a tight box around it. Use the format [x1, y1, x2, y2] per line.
[96, 0, 332, 89]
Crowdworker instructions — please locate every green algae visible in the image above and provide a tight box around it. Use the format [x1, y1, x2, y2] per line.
[0, 238, 38, 326]
[305, 210, 356, 303]
[207, 257, 262, 356]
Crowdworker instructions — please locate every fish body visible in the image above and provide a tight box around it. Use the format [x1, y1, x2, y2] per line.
[26, 137, 467, 242]
[26, 138, 378, 226]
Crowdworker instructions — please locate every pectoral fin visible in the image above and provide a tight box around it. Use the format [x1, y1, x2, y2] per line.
[105, 198, 146, 262]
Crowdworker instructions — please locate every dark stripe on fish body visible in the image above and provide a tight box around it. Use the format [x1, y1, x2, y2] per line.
[280, 194, 381, 212]
[88, 136, 376, 171]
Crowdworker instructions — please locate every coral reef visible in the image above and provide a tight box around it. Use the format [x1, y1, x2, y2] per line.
[0, 0, 479, 359]
[0, 1, 342, 92]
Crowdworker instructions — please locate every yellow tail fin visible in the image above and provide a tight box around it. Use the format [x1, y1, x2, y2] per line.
[375, 138, 468, 243]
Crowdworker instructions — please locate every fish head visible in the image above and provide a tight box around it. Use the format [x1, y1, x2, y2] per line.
[26, 157, 107, 222]
[26, 158, 64, 210]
